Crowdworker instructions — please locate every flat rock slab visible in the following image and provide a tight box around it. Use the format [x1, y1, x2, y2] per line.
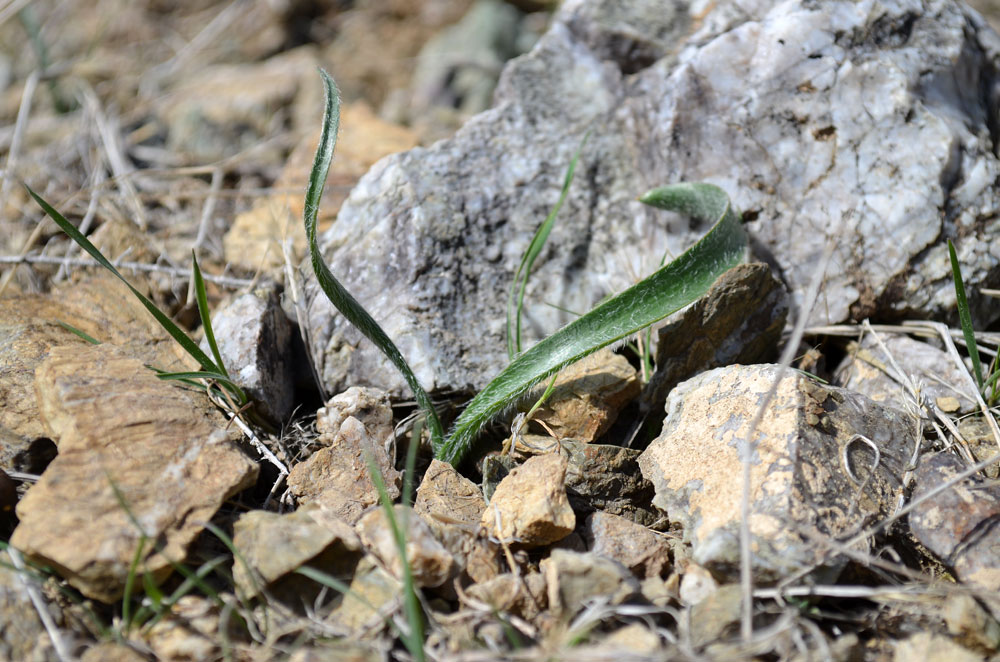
[638, 364, 913, 582]
[0, 275, 191, 472]
[304, 0, 1000, 399]
[909, 451, 1000, 591]
[11, 344, 258, 602]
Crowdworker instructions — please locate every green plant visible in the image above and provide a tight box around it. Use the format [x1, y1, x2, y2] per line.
[25, 188, 247, 409]
[949, 238, 985, 390]
[507, 131, 589, 360]
[305, 69, 748, 467]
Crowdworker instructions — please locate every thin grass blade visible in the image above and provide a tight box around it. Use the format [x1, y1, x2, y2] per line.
[438, 182, 748, 466]
[365, 453, 425, 662]
[506, 132, 589, 359]
[305, 69, 444, 451]
[948, 238, 983, 389]
[56, 320, 101, 345]
[27, 186, 221, 375]
[191, 250, 228, 379]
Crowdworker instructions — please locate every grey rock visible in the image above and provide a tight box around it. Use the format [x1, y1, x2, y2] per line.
[638, 364, 913, 582]
[540, 548, 640, 618]
[304, 0, 1000, 400]
[408, 0, 526, 117]
[204, 289, 295, 423]
[583, 511, 671, 579]
[909, 451, 1000, 591]
[835, 333, 979, 415]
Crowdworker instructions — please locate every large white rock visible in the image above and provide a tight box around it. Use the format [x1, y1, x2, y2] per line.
[305, 0, 1000, 397]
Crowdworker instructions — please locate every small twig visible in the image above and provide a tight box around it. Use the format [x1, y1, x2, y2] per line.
[81, 84, 147, 230]
[7, 547, 72, 662]
[0, 0, 32, 29]
[738, 241, 833, 642]
[0, 253, 254, 288]
[0, 69, 38, 220]
[841, 449, 1000, 551]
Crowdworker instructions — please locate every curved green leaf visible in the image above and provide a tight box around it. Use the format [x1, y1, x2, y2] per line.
[507, 132, 589, 359]
[437, 183, 748, 465]
[305, 69, 445, 450]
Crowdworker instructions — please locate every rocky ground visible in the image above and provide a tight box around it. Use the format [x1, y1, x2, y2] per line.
[3, 1, 1000, 661]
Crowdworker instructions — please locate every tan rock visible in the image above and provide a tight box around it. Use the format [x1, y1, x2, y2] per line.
[356, 505, 454, 588]
[639, 262, 788, 441]
[143, 595, 221, 662]
[287, 415, 401, 525]
[316, 386, 394, 447]
[481, 453, 575, 547]
[583, 512, 671, 579]
[639, 364, 913, 582]
[0, 275, 191, 471]
[415, 459, 498, 583]
[529, 348, 639, 442]
[223, 101, 419, 273]
[596, 623, 663, 654]
[893, 632, 983, 662]
[80, 643, 148, 662]
[540, 549, 639, 619]
[11, 344, 257, 602]
[325, 556, 399, 635]
[232, 507, 361, 597]
[945, 593, 1000, 653]
[498, 439, 661, 528]
[464, 571, 548, 621]
[688, 584, 742, 649]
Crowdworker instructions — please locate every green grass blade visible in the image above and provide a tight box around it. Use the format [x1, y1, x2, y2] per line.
[192, 251, 228, 379]
[26, 186, 222, 375]
[56, 320, 101, 345]
[948, 239, 983, 389]
[365, 454, 425, 662]
[120, 536, 147, 636]
[150, 368, 247, 400]
[506, 132, 589, 359]
[438, 182, 748, 465]
[305, 69, 444, 452]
